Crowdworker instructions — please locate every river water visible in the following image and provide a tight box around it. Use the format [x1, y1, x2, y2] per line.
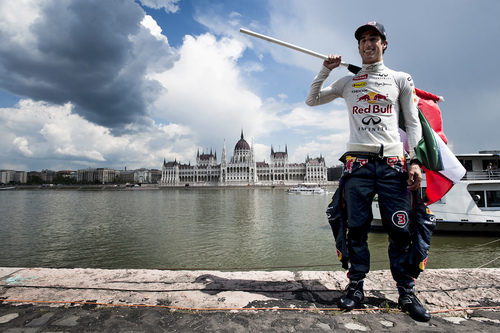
[0, 188, 498, 271]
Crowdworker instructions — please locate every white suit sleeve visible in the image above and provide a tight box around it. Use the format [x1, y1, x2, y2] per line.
[305, 66, 346, 106]
[398, 74, 422, 160]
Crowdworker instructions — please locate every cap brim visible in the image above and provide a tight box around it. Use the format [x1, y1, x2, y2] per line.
[355, 25, 383, 40]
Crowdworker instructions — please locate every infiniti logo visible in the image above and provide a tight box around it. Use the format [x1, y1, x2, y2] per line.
[362, 115, 382, 125]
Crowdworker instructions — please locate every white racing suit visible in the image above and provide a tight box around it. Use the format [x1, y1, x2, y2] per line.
[306, 61, 427, 288]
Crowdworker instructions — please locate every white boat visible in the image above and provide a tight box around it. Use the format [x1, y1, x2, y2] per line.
[372, 152, 500, 234]
[0, 186, 16, 190]
[287, 183, 325, 194]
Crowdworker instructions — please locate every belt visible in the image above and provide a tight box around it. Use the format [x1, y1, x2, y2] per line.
[346, 142, 404, 157]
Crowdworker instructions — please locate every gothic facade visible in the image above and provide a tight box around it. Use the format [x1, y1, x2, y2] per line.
[160, 131, 327, 186]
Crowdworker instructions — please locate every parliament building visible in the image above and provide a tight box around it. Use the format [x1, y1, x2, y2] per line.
[160, 131, 327, 186]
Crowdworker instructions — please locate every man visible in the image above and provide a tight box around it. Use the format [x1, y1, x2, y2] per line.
[306, 21, 431, 322]
[487, 162, 494, 179]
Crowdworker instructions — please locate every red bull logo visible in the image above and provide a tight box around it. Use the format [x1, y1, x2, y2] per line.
[419, 257, 428, 271]
[357, 94, 371, 102]
[352, 104, 392, 114]
[373, 93, 388, 101]
[357, 91, 389, 104]
[345, 155, 356, 173]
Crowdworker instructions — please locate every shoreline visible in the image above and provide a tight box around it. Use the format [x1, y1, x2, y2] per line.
[1, 183, 340, 191]
[1, 267, 499, 331]
[1, 267, 498, 311]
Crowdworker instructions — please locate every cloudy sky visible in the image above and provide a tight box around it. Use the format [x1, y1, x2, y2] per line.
[0, 0, 498, 172]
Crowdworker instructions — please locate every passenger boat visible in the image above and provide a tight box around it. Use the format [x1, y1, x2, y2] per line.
[287, 183, 325, 194]
[372, 152, 500, 234]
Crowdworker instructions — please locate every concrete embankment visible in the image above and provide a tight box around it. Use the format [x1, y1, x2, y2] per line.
[1, 267, 499, 332]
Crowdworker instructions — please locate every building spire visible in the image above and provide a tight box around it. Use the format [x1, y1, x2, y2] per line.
[221, 139, 227, 169]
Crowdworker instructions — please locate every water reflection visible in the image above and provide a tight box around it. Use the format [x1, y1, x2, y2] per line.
[0, 189, 498, 270]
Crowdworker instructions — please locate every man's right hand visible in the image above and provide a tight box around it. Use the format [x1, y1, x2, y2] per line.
[323, 55, 342, 70]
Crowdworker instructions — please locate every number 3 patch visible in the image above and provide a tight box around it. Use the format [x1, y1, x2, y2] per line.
[391, 211, 409, 228]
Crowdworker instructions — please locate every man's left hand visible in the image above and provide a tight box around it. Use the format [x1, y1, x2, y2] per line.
[407, 163, 422, 191]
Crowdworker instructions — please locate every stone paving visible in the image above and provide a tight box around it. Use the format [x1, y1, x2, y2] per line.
[1, 303, 499, 332]
[0, 267, 499, 332]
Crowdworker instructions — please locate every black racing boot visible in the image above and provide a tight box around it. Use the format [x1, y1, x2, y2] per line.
[338, 280, 364, 310]
[398, 286, 431, 322]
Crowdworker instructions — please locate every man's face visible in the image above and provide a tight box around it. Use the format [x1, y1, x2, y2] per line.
[358, 30, 387, 64]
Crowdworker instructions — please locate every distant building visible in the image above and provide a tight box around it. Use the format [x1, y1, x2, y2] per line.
[160, 131, 327, 186]
[305, 155, 328, 183]
[118, 170, 135, 183]
[14, 171, 27, 184]
[28, 171, 42, 183]
[97, 168, 118, 184]
[135, 168, 151, 184]
[0, 170, 13, 184]
[0, 170, 27, 184]
[57, 170, 77, 181]
[41, 169, 56, 183]
[150, 169, 162, 184]
[77, 168, 95, 183]
[77, 168, 118, 184]
[0, 170, 16, 184]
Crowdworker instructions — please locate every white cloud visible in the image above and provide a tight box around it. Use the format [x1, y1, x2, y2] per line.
[253, 1, 359, 74]
[0, 0, 43, 46]
[138, 0, 179, 13]
[12, 137, 33, 157]
[0, 0, 178, 130]
[286, 108, 350, 166]
[280, 106, 348, 130]
[0, 0, 378, 172]
[141, 15, 168, 42]
[292, 132, 348, 167]
[149, 33, 273, 149]
[196, 10, 241, 36]
[240, 61, 264, 74]
[0, 100, 198, 170]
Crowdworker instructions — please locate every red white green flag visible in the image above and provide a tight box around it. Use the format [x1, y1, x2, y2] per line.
[414, 88, 466, 205]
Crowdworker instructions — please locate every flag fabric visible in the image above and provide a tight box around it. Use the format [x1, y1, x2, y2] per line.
[415, 88, 447, 144]
[414, 88, 466, 205]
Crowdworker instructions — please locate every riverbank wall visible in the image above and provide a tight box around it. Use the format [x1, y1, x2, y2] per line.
[1, 267, 499, 331]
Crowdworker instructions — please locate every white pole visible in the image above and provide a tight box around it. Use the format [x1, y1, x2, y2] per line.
[239, 28, 356, 71]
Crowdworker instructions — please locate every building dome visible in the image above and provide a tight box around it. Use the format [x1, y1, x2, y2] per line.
[234, 131, 250, 150]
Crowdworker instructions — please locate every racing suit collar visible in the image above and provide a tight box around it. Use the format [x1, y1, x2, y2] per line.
[361, 61, 385, 72]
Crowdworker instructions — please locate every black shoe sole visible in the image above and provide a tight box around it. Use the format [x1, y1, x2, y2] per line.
[399, 305, 431, 322]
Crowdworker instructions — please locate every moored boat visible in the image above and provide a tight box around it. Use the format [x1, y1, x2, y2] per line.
[287, 182, 325, 194]
[372, 152, 500, 234]
[0, 186, 16, 190]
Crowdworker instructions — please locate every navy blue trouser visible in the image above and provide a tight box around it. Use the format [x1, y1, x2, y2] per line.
[343, 158, 415, 288]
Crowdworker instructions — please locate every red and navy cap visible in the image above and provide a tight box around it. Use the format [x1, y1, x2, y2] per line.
[355, 21, 386, 41]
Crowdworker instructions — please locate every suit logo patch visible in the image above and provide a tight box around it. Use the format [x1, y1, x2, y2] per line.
[392, 211, 409, 228]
